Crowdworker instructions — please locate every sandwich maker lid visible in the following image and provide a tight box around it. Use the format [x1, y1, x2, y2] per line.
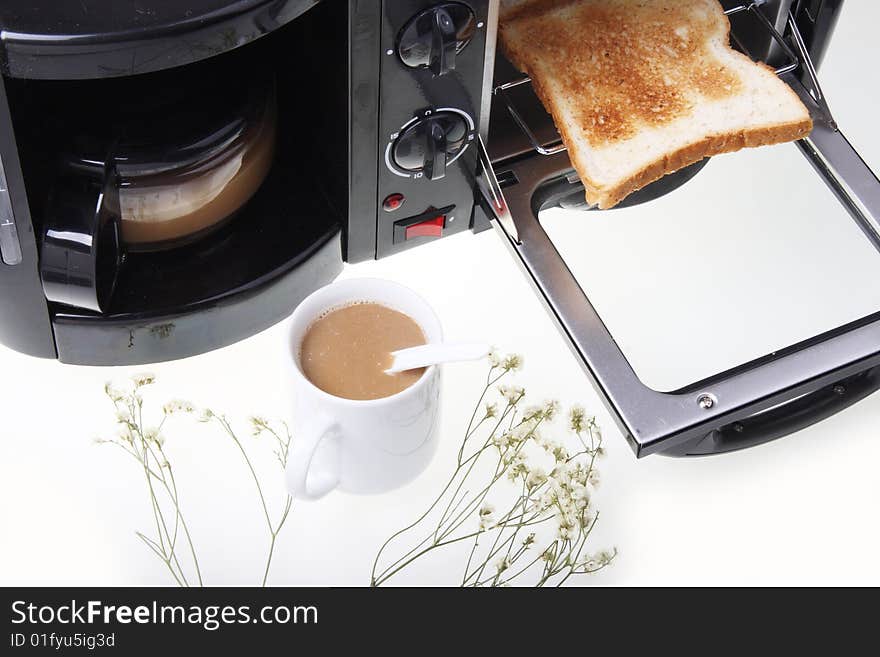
[0, 0, 319, 79]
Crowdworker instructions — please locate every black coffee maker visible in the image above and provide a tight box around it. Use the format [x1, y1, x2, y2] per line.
[0, 0, 493, 365]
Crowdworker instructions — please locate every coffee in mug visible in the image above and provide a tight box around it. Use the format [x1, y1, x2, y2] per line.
[286, 278, 442, 500]
[299, 302, 427, 400]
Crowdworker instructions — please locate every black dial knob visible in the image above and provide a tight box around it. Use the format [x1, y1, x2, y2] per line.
[397, 3, 477, 76]
[392, 111, 470, 181]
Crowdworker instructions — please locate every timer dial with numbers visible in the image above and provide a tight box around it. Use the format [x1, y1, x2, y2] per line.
[386, 108, 475, 181]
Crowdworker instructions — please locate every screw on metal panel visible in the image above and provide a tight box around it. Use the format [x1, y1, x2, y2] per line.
[833, 384, 846, 396]
[697, 394, 715, 410]
[477, 21, 485, 28]
[386, 49, 394, 56]
[732, 422, 745, 433]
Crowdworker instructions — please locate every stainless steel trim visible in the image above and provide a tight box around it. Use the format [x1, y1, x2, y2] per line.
[478, 0, 500, 143]
[478, 141, 880, 457]
[795, 101, 880, 252]
[787, 13, 834, 125]
[477, 135, 519, 243]
[784, 16, 880, 252]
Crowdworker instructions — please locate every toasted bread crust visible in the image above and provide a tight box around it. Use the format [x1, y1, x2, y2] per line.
[500, 0, 813, 209]
[577, 117, 813, 208]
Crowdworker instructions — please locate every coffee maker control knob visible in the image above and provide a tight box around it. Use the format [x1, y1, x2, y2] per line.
[397, 4, 477, 76]
[391, 110, 473, 181]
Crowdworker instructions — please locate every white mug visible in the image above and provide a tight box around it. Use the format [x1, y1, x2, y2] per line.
[285, 278, 442, 500]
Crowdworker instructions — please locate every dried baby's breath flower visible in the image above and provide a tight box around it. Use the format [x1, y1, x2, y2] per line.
[115, 426, 133, 444]
[557, 522, 577, 542]
[599, 548, 617, 565]
[372, 362, 614, 587]
[498, 384, 525, 404]
[579, 509, 595, 529]
[131, 372, 156, 387]
[479, 503, 495, 530]
[587, 469, 601, 488]
[569, 406, 587, 434]
[492, 431, 510, 449]
[525, 466, 547, 490]
[551, 444, 569, 463]
[502, 354, 522, 372]
[542, 439, 568, 460]
[537, 487, 557, 511]
[506, 452, 529, 481]
[104, 382, 127, 403]
[249, 415, 270, 436]
[582, 549, 617, 570]
[570, 482, 590, 506]
[542, 400, 560, 421]
[522, 407, 541, 424]
[98, 380, 293, 588]
[143, 426, 164, 447]
[488, 348, 502, 368]
[163, 399, 194, 415]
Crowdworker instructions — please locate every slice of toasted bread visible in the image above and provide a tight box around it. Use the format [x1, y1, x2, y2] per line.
[499, 0, 813, 209]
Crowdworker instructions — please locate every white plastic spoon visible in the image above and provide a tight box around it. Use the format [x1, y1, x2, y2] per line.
[385, 342, 491, 374]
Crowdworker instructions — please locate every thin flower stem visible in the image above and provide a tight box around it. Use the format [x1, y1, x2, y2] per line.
[221, 418, 274, 531]
[438, 418, 544, 543]
[140, 432, 192, 586]
[492, 482, 531, 583]
[155, 442, 203, 586]
[139, 443, 169, 554]
[464, 509, 548, 585]
[476, 531, 517, 585]
[372, 379, 506, 583]
[458, 369, 508, 463]
[372, 530, 484, 586]
[463, 534, 481, 585]
[136, 533, 185, 587]
[218, 416, 288, 586]
[261, 495, 293, 586]
[435, 387, 516, 541]
[493, 547, 546, 585]
[104, 385, 295, 588]
[131, 401, 178, 571]
[371, 469, 463, 584]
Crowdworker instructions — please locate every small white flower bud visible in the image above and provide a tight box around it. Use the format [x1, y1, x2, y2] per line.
[502, 354, 522, 372]
[163, 399, 194, 415]
[130, 373, 156, 387]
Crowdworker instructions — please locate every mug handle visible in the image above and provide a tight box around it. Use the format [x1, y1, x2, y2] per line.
[286, 413, 342, 500]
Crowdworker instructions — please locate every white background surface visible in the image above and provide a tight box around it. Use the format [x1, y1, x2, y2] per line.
[2, 3, 879, 586]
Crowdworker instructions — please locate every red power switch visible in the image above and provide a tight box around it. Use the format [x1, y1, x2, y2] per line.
[405, 215, 445, 240]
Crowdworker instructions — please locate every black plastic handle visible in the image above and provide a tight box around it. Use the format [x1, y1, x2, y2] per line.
[40, 174, 122, 313]
[664, 365, 880, 457]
